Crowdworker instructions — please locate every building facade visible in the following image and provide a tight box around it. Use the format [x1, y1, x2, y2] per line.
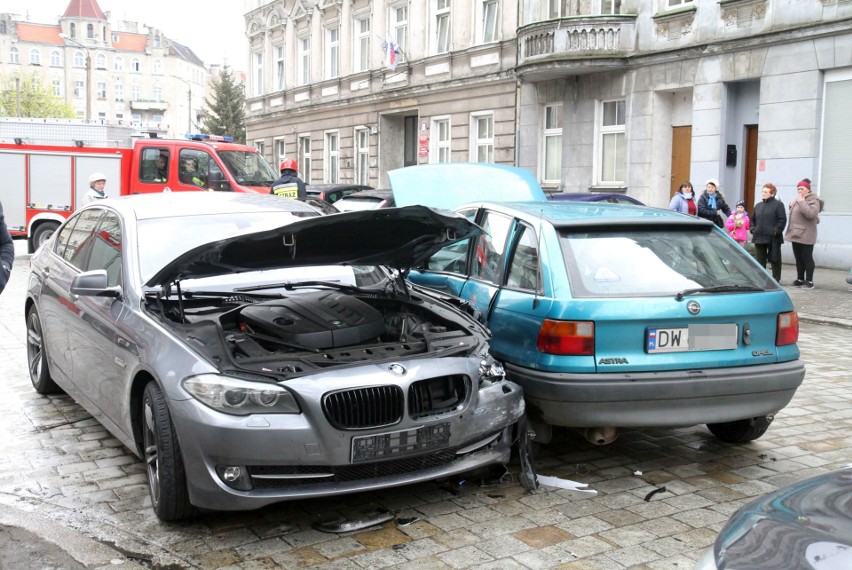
[245, 0, 852, 269]
[0, 0, 209, 138]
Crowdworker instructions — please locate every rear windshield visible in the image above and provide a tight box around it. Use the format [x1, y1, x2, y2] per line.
[559, 226, 777, 298]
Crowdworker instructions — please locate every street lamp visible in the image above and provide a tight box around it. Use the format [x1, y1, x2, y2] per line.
[170, 75, 194, 133]
[59, 34, 92, 122]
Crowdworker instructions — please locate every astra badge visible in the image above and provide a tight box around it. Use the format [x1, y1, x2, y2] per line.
[686, 301, 701, 315]
[388, 363, 406, 376]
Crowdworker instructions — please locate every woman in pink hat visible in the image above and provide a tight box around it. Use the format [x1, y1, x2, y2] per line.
[785, 178, 824, 289]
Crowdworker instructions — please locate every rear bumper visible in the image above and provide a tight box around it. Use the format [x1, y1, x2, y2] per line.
[505, 360, 805, 428]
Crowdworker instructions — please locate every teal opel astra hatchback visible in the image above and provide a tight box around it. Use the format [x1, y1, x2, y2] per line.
[393, 164, 805, 446]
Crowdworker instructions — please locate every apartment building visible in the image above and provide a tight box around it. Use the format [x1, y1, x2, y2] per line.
[245, 0, 852, 268]
[0, 0, 209, 137]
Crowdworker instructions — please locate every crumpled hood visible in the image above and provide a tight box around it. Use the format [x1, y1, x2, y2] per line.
[145, 205, 483, 288]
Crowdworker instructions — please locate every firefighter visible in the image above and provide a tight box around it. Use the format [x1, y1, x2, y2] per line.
[271, 158, 307, 199]
[179, 156, 206, 188]
[84, 173, 108, 204]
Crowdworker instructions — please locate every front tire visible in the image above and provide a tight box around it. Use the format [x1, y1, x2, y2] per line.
[142, 382, 194, 520]
[706, 415, 773, 443]
[26, 306, 61, 394]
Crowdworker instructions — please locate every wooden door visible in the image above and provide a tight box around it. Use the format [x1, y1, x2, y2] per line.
[743, 125, 758, 210]
[670, 126, 692, 197]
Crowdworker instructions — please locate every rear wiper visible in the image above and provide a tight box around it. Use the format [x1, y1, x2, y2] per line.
[675, 285, 765, 301]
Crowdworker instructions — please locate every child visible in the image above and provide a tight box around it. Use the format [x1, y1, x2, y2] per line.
[725, 200, 750, 246]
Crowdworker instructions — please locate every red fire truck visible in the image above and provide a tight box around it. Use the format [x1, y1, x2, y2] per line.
[1, 129, 278, 252]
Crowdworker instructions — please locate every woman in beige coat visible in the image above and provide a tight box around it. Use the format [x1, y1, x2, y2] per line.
[785, 179, 824, 289]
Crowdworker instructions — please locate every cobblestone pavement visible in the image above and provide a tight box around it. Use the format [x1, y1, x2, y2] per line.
[1, 246, 851, 569]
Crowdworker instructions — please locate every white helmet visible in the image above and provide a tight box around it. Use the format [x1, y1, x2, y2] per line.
[89, 172, 107, 184]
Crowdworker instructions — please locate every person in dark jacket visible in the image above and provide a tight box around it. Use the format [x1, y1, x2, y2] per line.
[271, 158, 307, 199]
[750, 182, 787, 281]
[0, 201, 14, 295]
[696, 178, 731, 227]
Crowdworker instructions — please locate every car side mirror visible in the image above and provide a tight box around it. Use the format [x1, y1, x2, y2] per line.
[208, 171, 232, 192]
[71, 270, 122, 298]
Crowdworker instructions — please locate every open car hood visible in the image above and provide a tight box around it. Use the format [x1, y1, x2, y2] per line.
[144, 205, 483, 288]
[390, 163, 547, 210]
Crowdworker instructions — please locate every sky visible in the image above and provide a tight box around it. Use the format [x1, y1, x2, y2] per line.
[3, 0, 248, 68]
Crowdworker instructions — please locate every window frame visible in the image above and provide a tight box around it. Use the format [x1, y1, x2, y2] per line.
[29, 48, 40, 65]
[597, 99, 627, 185]
[389, 2, 409, 64]
[252, 50, 264, 96]
[541, 104, 563, 184]
[324, 131, 340, 184]
[297, 36, 311, 86]
[354, 15, 371, 72]
[274, 136, 287, 169]
[298, 135, 312, 185]
[470, 112, 494, 164]
[477, 0, 499, 44]
[73, 51, 85, 68]
[432, 0, 451, 55]
[325, 25, 339, 80]
[273, 44, 285, 91]
[50, 50, 61, 66]
[431, 116, 452, 164]
[354, 127, 370, 185]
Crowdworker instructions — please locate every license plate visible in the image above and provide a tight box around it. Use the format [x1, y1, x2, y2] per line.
[646, 324, 738, 353]
[351, 423, 450, 463]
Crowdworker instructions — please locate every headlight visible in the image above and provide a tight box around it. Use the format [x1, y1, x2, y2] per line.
[478, 356, 506, 384]
[182, 374, 300, 415]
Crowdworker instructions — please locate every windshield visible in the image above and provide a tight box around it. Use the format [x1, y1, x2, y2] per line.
[560, 226, 777, 297]
[218, 150, 278, 187]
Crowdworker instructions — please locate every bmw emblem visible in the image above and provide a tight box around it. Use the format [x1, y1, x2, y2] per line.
[388, 363, 406, 376]
[687, 300, 701, 315]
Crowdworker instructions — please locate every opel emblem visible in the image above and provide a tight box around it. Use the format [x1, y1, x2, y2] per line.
[687, 301, 701, 315]
[388, 363, 406, 376]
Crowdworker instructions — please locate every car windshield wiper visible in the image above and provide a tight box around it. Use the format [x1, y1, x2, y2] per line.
[235, 280, 365, 294]
[675, 285, 765, 301]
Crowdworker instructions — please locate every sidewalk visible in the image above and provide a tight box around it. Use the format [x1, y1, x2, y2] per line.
[779, 263, 852, 329]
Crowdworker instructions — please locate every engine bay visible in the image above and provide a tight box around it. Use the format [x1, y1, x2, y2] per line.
[151, 288, 482, 378]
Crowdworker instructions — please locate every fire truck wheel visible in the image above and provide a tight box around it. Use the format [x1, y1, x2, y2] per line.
[31, 222, 60, 253]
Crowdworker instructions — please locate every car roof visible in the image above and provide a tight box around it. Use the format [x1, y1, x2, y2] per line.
[467, 200, 715, 229]
[338, 189, 394, 200]
[103, 191, 320, 221]
[306, 184, 373, 193]
[548, 192, 644, 205]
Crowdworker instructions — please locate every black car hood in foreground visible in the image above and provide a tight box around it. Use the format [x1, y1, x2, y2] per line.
[712, 467, 852, 569]
[145, 205, 482, 288]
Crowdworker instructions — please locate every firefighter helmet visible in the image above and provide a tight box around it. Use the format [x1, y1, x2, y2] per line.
[279, 158, 298, 172]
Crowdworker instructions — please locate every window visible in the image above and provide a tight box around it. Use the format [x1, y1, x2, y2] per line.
[74, 80, 84, 98]
[431, 117, 451, 163]
[299, 135, 312, 184]
[87, 23, 94, 39]
[97, 82, 106, 98]
[9, 47, 19, 64]
[820, 71, 852, 213]
[153, 59, 162, 74]
[325, 26, 339, 79]
[96, 53, 106, 69]
[52, 79, 62, 97]
[131, 113, 141, 124]
[389, 3, 408, 64]
[273, 44, 284, 91]
[114, 56, 123, 71]
[298, 37, 310, 86]
[131, 85, 141, 101]
[471, 113, 494, 163]
[324, 131, 339, 183]
[153, 86, 163, 101]
[57, 208, 104, 269]
[90, 212, 123, 288]
[542, 104, 563, 183]
[355, 128, 369, 185]
[131, 58, 140, 72]
[73, 51, 85, 68]
[506, 225, 541, 291]
[471, 211, 512, 284]
[668, 0, 693, 6]
[354, 16, 370, 72]
[69, 23, 76, 38]
[153, 114, 163, 123]
[114, 84, 123, 101]
[600, 0, 619, 13]
[51, 50, 61, 66]
[29, 48, 40, 65]
[275, 137, 286, 167]
[253, 51, 263, 96]
[599, 99, 626, 184]
[478, 0, 498, 44]
[433, 0, 451, 54]
[549, 0, 563, 18]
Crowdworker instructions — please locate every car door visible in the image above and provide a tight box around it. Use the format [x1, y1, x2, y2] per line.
[68, 210, 129, 433]
[457, 209, 514, 319]
[39, 208, 105, 385]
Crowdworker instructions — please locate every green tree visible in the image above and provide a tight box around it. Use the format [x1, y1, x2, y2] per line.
[201, 66, 246, 144]
[0, 72, 76, 118]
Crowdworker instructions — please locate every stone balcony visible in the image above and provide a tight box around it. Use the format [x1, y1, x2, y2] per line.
[516, 15, 637, 81]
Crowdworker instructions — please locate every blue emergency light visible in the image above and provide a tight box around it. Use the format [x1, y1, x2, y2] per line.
[185, 133, 235, 142]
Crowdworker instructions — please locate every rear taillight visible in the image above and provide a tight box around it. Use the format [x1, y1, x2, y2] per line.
[536, 320, 595, 356]
[776, 311, 799, 346]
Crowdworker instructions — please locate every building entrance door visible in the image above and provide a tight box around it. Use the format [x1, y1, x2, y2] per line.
[670, 126, 692, 197]
[743, 125, 758, 209]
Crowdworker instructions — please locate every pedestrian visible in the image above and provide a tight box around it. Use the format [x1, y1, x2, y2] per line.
[750, 183, 787, 281]
[668, 181, 697, 215]
[696, 179, 731, 228]
[271, 158, 307, 199]
[785, 178, 824, 289]
[84, 172, 108, 204]
[0, 200, 14, 295]
[725, 200, 750, 247]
